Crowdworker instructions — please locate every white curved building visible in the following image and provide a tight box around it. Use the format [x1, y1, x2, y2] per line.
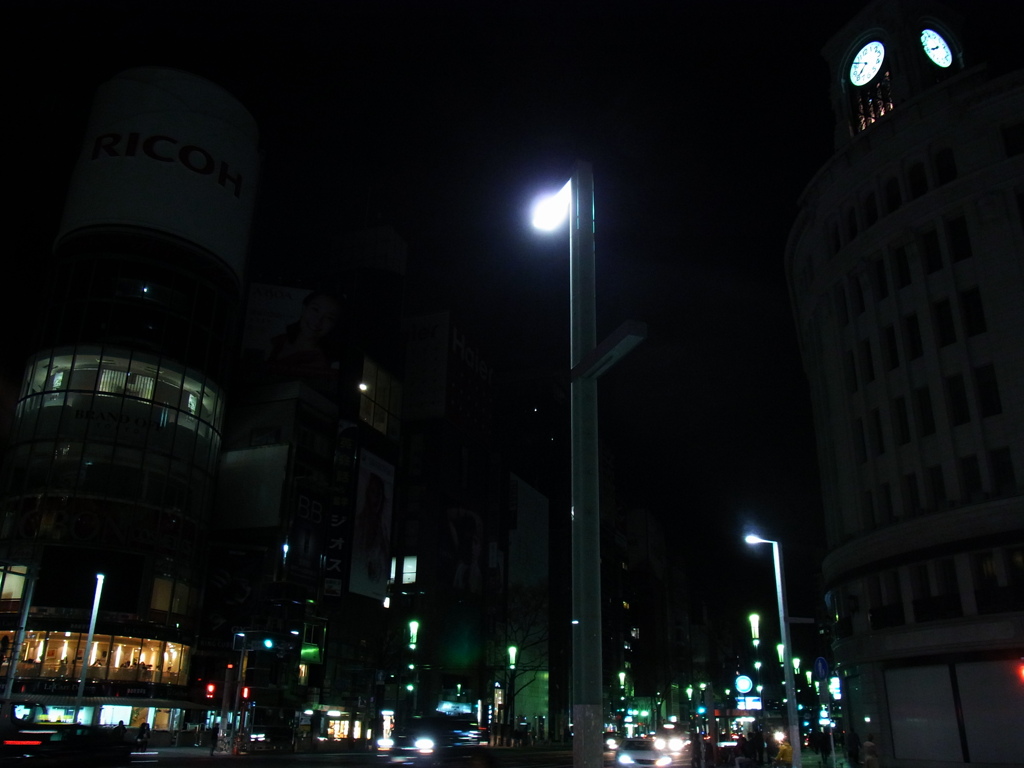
[785, 2, 1024, 766]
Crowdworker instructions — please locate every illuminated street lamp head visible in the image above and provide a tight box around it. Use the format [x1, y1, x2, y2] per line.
[531, 180, 572, 231]
[745, 534, 774, 545]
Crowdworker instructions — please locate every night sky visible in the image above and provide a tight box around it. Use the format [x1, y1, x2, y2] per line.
[4, 0, 1014, 632]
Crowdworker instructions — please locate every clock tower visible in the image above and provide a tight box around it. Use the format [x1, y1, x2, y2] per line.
[823, 0, 964, 147]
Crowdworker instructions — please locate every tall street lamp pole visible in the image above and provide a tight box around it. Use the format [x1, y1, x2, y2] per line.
[745, 535, 801, 768]
[533, 160, 645, 768]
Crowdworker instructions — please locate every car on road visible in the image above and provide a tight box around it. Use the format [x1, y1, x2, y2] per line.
[613, 737, 674, 767]
[378, 716, 487, 766]
[1, 703, 132, 767]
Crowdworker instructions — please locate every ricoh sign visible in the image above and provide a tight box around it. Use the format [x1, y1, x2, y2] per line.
[57, 67, 260, 280]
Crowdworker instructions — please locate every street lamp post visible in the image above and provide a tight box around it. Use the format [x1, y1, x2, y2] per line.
[745, 535, 801, 768]
[0, 560, 38, 714]
[532, 161, 645, 768]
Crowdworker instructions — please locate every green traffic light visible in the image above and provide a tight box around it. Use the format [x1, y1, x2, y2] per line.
[263, 637, 275, 649]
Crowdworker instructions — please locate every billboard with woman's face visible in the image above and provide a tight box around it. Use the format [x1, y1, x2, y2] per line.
[242, 283, 344, 380]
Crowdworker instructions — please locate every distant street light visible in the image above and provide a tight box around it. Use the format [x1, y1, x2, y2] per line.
[745, 534, 801, 768]
[532, 160, 645, 768]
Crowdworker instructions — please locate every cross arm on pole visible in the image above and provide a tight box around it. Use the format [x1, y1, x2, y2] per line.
[571, 319, 647, 381]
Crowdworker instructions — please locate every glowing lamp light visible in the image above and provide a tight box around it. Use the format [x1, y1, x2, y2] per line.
[531, 181, 571, 230]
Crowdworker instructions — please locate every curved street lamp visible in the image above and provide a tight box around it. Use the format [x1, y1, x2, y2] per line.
[745, 534, 801, 768]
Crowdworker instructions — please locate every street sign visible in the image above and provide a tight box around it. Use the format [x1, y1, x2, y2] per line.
[813, 656, 829, 681]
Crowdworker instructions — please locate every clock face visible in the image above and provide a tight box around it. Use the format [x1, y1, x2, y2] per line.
[850, 41, 885, 86]
[921, 28, 953, 68]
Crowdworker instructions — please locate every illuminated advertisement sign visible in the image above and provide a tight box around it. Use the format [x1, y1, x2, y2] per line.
[57, 67, 260, 279]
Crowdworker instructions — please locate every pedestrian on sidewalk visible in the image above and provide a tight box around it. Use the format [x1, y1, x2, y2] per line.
[210, 722, 220, 755]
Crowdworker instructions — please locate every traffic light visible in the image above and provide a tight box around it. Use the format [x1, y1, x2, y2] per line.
[241, 687, 250, 700]
[260, 636, 275, 650]
[205, 683, 217, 699]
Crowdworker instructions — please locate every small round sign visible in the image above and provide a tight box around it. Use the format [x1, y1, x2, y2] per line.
[735, 675, 754, 694]
[814, 657, 829, 681]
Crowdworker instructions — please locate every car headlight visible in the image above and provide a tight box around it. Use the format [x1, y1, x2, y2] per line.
[377, 738, 394, 749]
[669, 738, 684, 751]
[655, 757, 672, 767]
[607, 738, 620, 750]
[617, 754, 635, 764]
[654, 738, 667, 750]
[414, 737, 435, 752]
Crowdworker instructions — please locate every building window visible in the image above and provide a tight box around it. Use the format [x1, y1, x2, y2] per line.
[850, 276, 866, 315]
[975, 364, 1002, 417]
[845, 350, 858, 394]
[868, 409, 885, 456]
[908, 162, 928, 199]
[862, 489, 874, 529]
[991, 447, 1018, 495]
[904, 313, 923, 359]
[914, 386, 936, 436]
[959, 287, 987, 336]
[927, 464, 947, 510]
[893, 397, 910, 445]
[946, 374, 970, 425]
[933, 299, 957, 347]
[920, 228, 943, 273]
[860, 339, 875, 382]
[401, 555, 417, 585]
[903, 472, 922, 516]
[892, 246, 912, 288]
[934, 147, 957, 184]
[878, 482, 894, 524]
[359, 358, 402, 440]
[869, 569, 905, 629]
[945, 215, 973, 262]
[854, 418, 867, 464]
[835, 284, 850, 325]
[884, 177, 902, 213]
[960, 455, 983, 500]
[1001, 120, 1024, 157]
[864, 192, 879, 227]
[99, 368, 127, 393]
[882, 324, 900, 370]
[873, 257, 889, 298]
[972, 550, 1009, 614]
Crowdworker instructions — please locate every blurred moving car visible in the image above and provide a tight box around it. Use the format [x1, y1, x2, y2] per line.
[0, 703, 132, 766]
[377, 715, 487, 766]
[614, 737, 674, 767]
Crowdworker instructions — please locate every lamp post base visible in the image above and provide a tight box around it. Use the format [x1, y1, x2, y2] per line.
[573, 703, 603, 768]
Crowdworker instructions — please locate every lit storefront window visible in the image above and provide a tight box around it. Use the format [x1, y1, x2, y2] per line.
[1, 629, 191, 686]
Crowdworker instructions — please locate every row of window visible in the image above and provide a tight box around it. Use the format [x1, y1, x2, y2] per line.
[21, 347, 223, 425]
[829, 148, 958, 255]
[853, 362, 1003, 464]
[832, 545, 1024, 636]
[0, 629, 191, 688]
[360, 357, 401, 441]
[845, 288, 987, 394]
[831, 119, 1024, 258]
[836, 215, 973, 331]
[858, 446, 1016, 527]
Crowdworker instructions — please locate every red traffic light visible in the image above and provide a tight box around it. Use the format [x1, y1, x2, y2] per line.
[242, 686, 250, 699]
[205, 683, 216, 698]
